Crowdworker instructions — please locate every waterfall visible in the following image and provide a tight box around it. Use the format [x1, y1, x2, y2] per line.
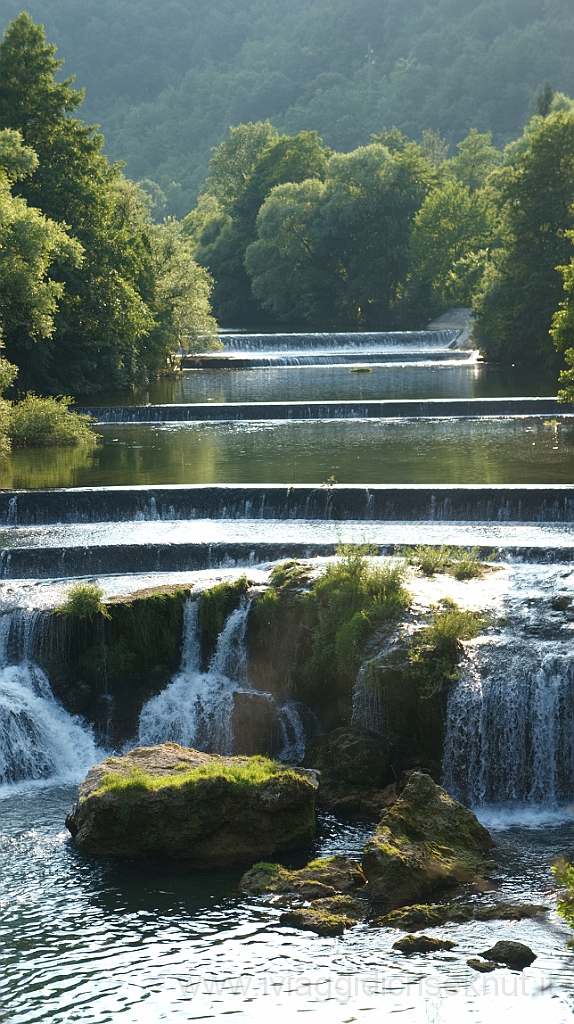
[443, 636, 574, 808]
[138, 598, 310, 760]
[138, 599, 252, 754]
[219, 330, 460, 353]
[0, 612, 99, 787]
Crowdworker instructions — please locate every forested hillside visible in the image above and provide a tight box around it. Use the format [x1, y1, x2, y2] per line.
[0, 0, 573, 215]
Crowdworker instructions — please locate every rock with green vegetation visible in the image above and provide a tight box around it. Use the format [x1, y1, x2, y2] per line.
[467, 958, 497, 973]
[374, 901, 547, 930]
[66, 743, 318, 866]
[304, 727, 390, 788]
[362, 773, 493, 909]
[480, 941, 536, 969]
[393, 934, 456, 954]
[279, 894, 366, 936]
[240, 855, 366, 897]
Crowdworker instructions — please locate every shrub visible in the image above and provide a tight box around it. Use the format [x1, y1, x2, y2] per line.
[56, 583, 110, 621]
[8, 394, 100, 447]
[407, 597, 488, 698]
[404, 544, 489, 579]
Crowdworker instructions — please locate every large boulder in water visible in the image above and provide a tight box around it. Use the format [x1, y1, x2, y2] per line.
[362, 772, 493, 908]
[66, 742, 318, 866]
[304, 726, 390, 787]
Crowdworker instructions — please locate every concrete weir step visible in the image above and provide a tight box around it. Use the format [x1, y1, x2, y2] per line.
[79, 397, 572, 424]
[2, 485, 574, 527]
[2, 540, 574, 580]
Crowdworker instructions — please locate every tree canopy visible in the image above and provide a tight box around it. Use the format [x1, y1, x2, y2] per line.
[0, 0, 573, 215]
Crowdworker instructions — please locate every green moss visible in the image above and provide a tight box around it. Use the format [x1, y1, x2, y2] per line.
[94, 755, 300, 797]
[198, 577, 249, 665]
[404, 544, 493, 579]
[56, 583, 110, 621]
[552, 859, 574, 930]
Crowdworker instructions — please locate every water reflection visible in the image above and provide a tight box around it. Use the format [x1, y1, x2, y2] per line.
[1, 418, 573, 489]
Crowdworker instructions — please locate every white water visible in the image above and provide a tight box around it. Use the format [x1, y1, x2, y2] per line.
[0, 611, 99, 788]
[138, 597, 310, 759]
[443, 635, 574, 807]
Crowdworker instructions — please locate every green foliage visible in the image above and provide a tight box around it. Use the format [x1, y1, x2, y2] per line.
[305, 545, 409, 683]
[7, 394, 99, 447]
[56, 583, 110, 621]
[407, 598, 488, 699]
[246, 142, 434, 328]
[93, 755, 295, 796]
[17, 0, 574, 218]
[552, 859, 574, 930]
[0, 356, 16, 394]
[0, 14, 217, 394]
[404, 545, 489, 580]
[268, 560, 309, 590]
[474, 109, 574, 365]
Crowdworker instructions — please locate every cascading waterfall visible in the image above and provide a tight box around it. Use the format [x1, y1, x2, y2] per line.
[0, 611, 99, 786]
[138, 597, 310, 759]
[443, 635, 574, 808]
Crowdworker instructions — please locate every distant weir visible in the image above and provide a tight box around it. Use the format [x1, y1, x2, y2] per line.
[80, 397, 570, 424]
[2, 484, 574, 528]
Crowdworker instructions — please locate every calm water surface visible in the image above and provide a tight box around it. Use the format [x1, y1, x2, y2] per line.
[1, 418, 573, 489]
[0, 785, 573, 1023]
[82, 363, 559, 407]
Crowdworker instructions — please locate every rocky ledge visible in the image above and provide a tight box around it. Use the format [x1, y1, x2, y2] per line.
[362, 772, 493, 908]
[66, 742, 318, 866]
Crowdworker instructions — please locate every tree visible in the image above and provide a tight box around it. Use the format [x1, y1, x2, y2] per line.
[474, 109, 574, 364]
[196, 128, 328, 326]
[0, 127, 82, 355]
[408, 178, 497, 312]
[0, 14, 154, 393]
[450, 130, 501, 193]
[246, 142, 434, 328]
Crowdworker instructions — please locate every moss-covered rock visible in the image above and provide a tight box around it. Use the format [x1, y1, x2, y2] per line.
[393, 934, 456, 954]
[66, 743, 318, 866]
[374, 901, 547, 930]
[362, 772, 493, 909]
[480, 940, 536, 969]
[280, 894, 367, 936]
[240, 855, 366, 897]
[467, 958, 497, 973]
[304, 726, 391, 788]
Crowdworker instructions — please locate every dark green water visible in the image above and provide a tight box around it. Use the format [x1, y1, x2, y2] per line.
[81, 363, 559, 407]
[1, 417, 573, 489]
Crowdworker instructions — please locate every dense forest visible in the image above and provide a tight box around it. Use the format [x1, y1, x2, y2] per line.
[4, 9, 574, 399]
[0, 0, 573, 216]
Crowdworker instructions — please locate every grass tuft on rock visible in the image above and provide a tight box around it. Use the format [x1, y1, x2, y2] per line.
[407, 598, 489, 698]
[56, 582, 111, 621]
[305, 544, 410, 684]
[93, 756, 300, 797]
[404, 544, 492, 579]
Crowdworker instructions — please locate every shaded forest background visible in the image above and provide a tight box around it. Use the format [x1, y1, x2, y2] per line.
[0, 0, 572, 216]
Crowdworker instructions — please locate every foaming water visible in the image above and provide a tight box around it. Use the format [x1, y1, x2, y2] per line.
[0, 611, 99, 787]
[138, 599, 309, 758]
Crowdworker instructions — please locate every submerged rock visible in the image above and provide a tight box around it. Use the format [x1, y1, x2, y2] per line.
[480, 940, 537, 969]
[240, 855, 366, 897]
[374, 901, 547, 930]
[66, 742, 318, 866]
[393, 934, 456, 954]
[280, 894, 367, 936]
[467, 958, 497, 973]
[362, 772, 493, 908]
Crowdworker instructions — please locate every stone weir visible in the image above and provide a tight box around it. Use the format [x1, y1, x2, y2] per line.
[2, 484, 574, 528]
[213, 330, 460, 351]
[79, 397, 570, 424]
